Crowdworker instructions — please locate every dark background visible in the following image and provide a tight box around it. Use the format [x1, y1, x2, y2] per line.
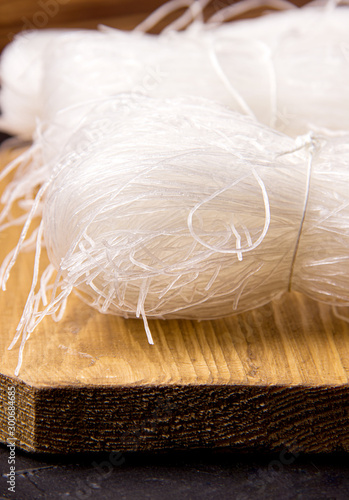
[1, 444, 349, 499]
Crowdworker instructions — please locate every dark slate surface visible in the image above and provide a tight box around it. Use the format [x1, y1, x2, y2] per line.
[0, 444, 349, 500]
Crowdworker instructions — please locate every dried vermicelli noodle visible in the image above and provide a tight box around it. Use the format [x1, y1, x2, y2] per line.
[0, 29, 71, 138]
[43, 96, 306, 325]
[2, 94, 349, 375]
[1, 3, 349, 138]
[43, 96, 349, 313]
[1, 0, 349, 375]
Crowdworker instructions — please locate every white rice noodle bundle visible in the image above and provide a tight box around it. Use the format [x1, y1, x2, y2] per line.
[1, 3, 349, 138]
[2, 95, 349, 377]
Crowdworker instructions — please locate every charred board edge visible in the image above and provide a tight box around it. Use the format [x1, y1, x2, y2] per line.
[1, 374, 349, 454]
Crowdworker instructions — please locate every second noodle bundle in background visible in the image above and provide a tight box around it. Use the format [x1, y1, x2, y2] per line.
[1, 4, 349, 138]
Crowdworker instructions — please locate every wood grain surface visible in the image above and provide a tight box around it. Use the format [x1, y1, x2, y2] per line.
[0, 147, 348, 453]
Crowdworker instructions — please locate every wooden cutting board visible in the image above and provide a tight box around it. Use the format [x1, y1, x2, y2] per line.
[0, 148, 348, 454]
